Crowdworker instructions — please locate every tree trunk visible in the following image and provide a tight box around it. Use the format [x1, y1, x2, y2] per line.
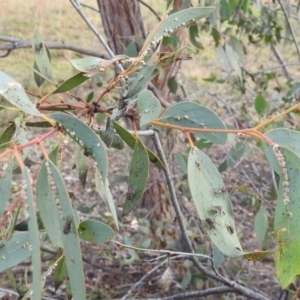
[97, 0, 186, 239]
[97, 0, 145, 55]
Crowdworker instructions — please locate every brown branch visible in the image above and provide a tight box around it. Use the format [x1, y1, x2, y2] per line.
[0, 35, 109, 59]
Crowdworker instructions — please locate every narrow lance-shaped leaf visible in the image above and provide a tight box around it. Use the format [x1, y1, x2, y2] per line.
[0, 161, 13, 219]
[271, 147, 300, 289]
[52, 72, 89, 94]
[95, 169, 119, 229]
[188, 148, 243, 257]
[22, 167, 42, 300]
[32, 30, 53, 81]
[113, 121, 164, 169]
[123, 138, 149, 215]
[0, 72, 41, 116]
[45, 159, 86, 300]
[70, 55, 129, 76]
[74, 143, 89, 192]
[0, 123, 16, 150]
[51, 112, 108, 179]
[254, 204, 268, 247]
[36, 160, 64, 248]
[158, 102, 227, 144]
[144, 7, 215, 47]
[33, 45, 51, 87]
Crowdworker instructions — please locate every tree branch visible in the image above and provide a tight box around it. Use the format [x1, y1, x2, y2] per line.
[0, 35, 108, 59]
[278, 0, 300, 63]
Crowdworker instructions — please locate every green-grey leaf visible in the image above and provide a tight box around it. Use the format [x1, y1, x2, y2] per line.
[254, 94, 268, 116]
[98, 130, 124, 150]
[36, 160, 64, 247]
[146, 7, 215, 45]
[95, 169, 119, 230]
[137, 90, 161, 126]
[51, 112, 108, 179]
[124, 63, 158, 100]
[225, 43, 242, 82]
[45, 159, 86, 300]
[0, 161, 13, 219]
[22, 167, 42, 300]
[0, 123, 16, 150]
[0, 232, 46, 272]
[263, 128, 300, 174]
[254, 204, 268, 247]
[113, 121, 164, 169]
[52, 73, 89, 94]
[188, 148, 243, 257]
[70, 55, 128, 76]
[15, 116, 29, 161]
[123, 139, 149, 215]
[158, 102, 227, 144]
[272, 147, 300, 288]
[32, 30, 53, 81]
[74, 143, 89, 192]
[0, 72, 41, 116]
[54, 254, 66, 291]
[33, 45, 51, 87]
[78, 220, 114, 244]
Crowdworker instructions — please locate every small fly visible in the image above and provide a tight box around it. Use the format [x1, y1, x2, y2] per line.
[205, 218, 217, 230]
[63, 216, 73, 234]
[0, 243, 5, 251]
[35, 42, 43, 53]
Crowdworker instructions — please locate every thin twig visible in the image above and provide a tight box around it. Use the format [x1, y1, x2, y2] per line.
[270, 43, 294, 82]
[278, 0, 300, 62]
[0, 36, 108, 59]
[138, 0, 162, 21]
[80, 2, 100, 13]
[111, 240, 212, 260]
[137, 286, 241, 300]
[153, 131, 271, 300]
[69, 0, 116, 60]
[121, 257, 169, 300]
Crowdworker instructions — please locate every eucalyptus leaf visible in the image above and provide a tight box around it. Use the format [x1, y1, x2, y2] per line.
[51, 112, 108, 179]
[137, 90, 161, 126]
[113, 121, 164, 169]
[0, 72, 41, 117]
[32, 30, 53, 81]
[78, 220, 114, 244]
[52, 72, 89, 94]
[158, 102, 227, 144]
[123, 138, 149, 215]
[188, 148, 243, 257]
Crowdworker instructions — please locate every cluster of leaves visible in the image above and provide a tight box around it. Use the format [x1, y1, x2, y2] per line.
[0, 2, 300, 299]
